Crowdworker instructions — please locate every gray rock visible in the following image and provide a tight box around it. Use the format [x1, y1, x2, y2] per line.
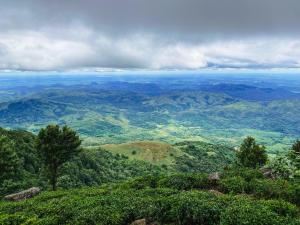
[209, 172, 220, 181]
[4, 187, 40, 201]
[130, 219, 147, 225]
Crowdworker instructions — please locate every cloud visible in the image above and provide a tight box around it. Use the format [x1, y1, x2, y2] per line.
[0, 29, 299, 71]
[0, 0, 299, 71]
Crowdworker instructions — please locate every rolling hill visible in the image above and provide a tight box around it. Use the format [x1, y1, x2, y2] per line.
[0, 80, 299, 153]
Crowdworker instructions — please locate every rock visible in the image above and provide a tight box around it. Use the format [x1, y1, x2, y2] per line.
[260, 168, 275, 179]
[130, 219, 157, 225]
[208, 172, 220, 181]
[130, 219, 146, 225]
[208, 189, 224, 196]
[4, 187, 40, 201]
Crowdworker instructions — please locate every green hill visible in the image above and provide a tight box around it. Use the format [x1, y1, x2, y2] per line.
[0, 87, 299, 152]
[103, 140, 235, 173]
[102, 141, 184, 165]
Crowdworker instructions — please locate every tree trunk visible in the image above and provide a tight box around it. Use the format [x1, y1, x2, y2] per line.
[50, 166, 58, 191]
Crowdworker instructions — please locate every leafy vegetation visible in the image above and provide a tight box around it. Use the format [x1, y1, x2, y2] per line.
[236, 136, 268, 168]
[0, 124, 300, 224]
[0, 172, 299, 225]
[36, 125, 82, 190]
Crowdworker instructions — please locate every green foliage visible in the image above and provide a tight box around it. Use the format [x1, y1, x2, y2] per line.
[237, 136, 268, 168]
[0, 128, 40, 196]
[153, 191, 226, 225]
[0, 176, 299, 225]
[58, 149, 165, 189]
[220, 198, 298, 225]
[290, 140, 300, 170]
[174, 141, 235, 173]
[249, 179, 290, 199]
[269, 155, 296, 179]
[220, 176, 248, 194]
[36, 125, 82, 190]
[158, 173, 211, 190]
[0, 136, 19, 182]
[259, 199, 299, 218]
[222, 167, 264, 182]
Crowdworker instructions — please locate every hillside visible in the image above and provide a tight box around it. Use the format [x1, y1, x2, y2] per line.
[103, 140, 235, 173]
[102, 141, 184, 165]
[0, 128, 234, 196]
[0, 83, 300, 153]
[1, 172, 299, 225]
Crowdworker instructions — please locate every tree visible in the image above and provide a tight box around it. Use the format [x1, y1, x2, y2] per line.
[36, 125, 81, 190]
[0, 135, 19, 182]
[290, 140, 300, 165]
[269, 155, 296, 179]
[236, 136, 268, 168]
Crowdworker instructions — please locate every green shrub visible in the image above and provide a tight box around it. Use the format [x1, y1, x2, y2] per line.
[285, 183, 300, 205]
[220, 176, 248, 194]
[259, 199, 299, 218]
[220, 198, 298, 225]
[152, 191, 225, 225]
[123, 175, 161, 189]
[158, 173, 211, 190]
[250, 179, 289, 199]
[222, 167, 264, 181]
[0, 214, 38, 225]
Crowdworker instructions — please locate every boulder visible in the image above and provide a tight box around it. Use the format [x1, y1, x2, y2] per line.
[130, 219, 157, 225]
[260, 168, 275, 179]
[208, 189, 224, 196]
[130, 219, 147, 225]
[4, 187, 40, 201]
[208, 172, 220, 181]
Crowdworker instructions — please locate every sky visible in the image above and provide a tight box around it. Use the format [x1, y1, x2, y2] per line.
[0, 0, 300, 72]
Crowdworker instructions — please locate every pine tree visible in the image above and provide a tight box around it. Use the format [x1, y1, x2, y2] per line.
[36, 125, 81, 190]
[0, 135, 19, 182]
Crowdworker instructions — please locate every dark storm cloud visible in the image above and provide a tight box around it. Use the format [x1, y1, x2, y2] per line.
[0, 0, 300, 71]
[1, 0, 300, 38]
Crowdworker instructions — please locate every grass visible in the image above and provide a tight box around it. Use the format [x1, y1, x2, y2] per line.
[102, 141, 184, 165]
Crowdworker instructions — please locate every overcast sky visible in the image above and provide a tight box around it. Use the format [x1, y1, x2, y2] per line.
[0, 0, 300, 72]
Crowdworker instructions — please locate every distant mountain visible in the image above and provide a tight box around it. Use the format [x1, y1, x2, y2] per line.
[199, 83, 300, 101]
[0, 83, 299, 152]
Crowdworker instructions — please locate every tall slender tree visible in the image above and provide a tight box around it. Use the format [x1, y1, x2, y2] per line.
[36, 125, 81, 191]
[0, 135, 19, 182]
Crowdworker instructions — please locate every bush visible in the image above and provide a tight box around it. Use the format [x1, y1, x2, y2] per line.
[123, 175, 161, 189]
[285, 183, 300, 206]
[152, 191, 225, 225]
[158, 173, 211, 190]
[220, 176, 248, 194]
[0, 214, 38, 225]
[222, 167, 264, 182]
[220, 198, 298, 225]
[259, 199, 299, 218]
[249, 179, 289, 199]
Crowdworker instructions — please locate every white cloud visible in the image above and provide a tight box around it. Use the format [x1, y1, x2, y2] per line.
[0, 28, 300, 71]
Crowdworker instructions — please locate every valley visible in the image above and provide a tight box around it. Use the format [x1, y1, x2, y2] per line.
[0, 74, 300, 154]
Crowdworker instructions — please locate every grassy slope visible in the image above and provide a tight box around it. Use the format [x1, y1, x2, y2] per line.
[102, 141, 184, 165]
[102, 140, 235, 173]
